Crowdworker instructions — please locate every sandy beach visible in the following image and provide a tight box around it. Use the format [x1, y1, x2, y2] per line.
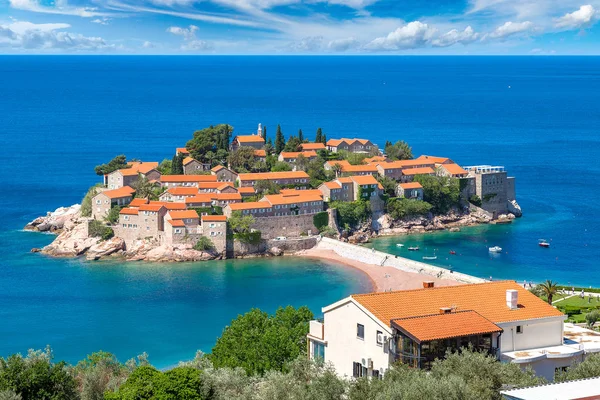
[300, 248, 462, 293]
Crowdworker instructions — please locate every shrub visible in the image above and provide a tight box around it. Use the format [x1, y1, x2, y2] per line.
[194, 237, 215, 252]
[105, 206, 122, 224]
[313, 212, 329, 231]
[88, 220, 114, 241]
[387, 198, 432, 220]
[469, 195, 482, 207]
[234, 231, 261, 245]
[319, 227, 338, 238]
[586, 310, 600, 329]
[80, 184, 103, 217]
[330, 200, 370, 229]
[414, 175, 461, 215]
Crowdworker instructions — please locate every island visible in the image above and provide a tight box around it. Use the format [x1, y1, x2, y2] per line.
[26, 123, 522, 264]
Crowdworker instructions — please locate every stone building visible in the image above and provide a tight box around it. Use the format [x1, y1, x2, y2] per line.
[278, 151, 318, 164]
[230, 135, 265, 151]
[299, 142, 326, 151]
[375, 162, 405, 181]
[318, 175, 384, 212]
[183, 157, 207, 174]
[159, 187, 199, 202]
[396, 182, 424, 200]
[211, 165, 238, 182]
[236, 171, 310, 188]
[326, 138, 377, 154]
[400, 167, 435, 183]
[200, 215, 227, 253]
[464, 165, 517, 216]
[159, 175, 218, 188]
[223, 189, 323, 218]
[105, 162, 160, 189]
[115, 203, 167, 246]
[437, 163, 469, 178]
[91, 186, 135, 220]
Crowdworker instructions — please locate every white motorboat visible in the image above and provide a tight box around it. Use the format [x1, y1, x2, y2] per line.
[396, 244, 404, 247]
[423, 256, 437, 260]
[408, 246, 420, 251]
[488, 246, 502, 253]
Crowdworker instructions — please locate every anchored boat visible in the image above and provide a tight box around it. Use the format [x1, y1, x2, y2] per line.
[408, 246, 420, 251]
[539, 239, 550, 248]
[489, 246, 502, 253]
[423, 256, 437, 260]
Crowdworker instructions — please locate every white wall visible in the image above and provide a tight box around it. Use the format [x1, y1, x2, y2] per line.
[520, 356, 583, 382]
[499, 317, 564, 352]
[322, 300, 392, 378]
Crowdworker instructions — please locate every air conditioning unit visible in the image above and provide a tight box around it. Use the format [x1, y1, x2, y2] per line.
[377, 333, 384, 344]
[361, 358, 366, 367]
[368, 358, 373, 369]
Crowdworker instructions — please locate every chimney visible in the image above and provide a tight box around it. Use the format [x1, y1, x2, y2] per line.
[506, 289, 518, 310]
[439, 307, 452, 314]
[423, 281, 435, 289]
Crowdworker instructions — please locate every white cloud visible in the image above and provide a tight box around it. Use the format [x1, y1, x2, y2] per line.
[488, 21, 533, 38]
[0, 20, 114, 51]
[9, 0, 111, 17]
[287, 35, 324, 51]
[167, 24, 199, 40]
[167, 24, 214, 51]
[365, 21, 436, 50]
[182, 40, 214, 50]
[327, 37, 360, 51]
[432, 26, 479, 47]
[554, 5, 597, 30]
[91, 18, 111, 25]
[142, 41, 155, 48]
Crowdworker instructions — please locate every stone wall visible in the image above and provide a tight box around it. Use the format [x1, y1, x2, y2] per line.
[267, 237, 318, 253]
[251, 214, 319, 239]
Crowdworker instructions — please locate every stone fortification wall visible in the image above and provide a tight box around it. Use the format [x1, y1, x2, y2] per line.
[252, 214, 319, 239]
[316, 237, 484, 284]
[267, 237, 318, 253]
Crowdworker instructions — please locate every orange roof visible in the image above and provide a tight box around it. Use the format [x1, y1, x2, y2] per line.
[327, 138, 371, 147]
[337, 177, 353, 184]
[228, 201, 271, 210]
[263, 193, 323, 206]
[395, 159, 435, 168]
[167, 219, 185, 227]
[323, 181, 342, 189]
[169, 210, 199, 219]
[149, 201, 186, 210]
[166, 187, 199, 196]
[254, 150, 266, 157]
[402, 167, 435, 176]
[350, 175, 379, 185]
[351, 281, 564, 326]
[238, 187, 256, 194]
[160, 175, 218, 183]
[99, 186, 135, 199]
[280, 189, 322, 197]
[118, 162, 159, 176]
[399, 182, 423, 189]
[138, 204, 165, 212]
[213, 193, 242, 201]
[235, 135, 265, 144]
[300, 143, 326, 151]
[176, 147, 190, 155]
[237, 171, 309, 181]
[217, 183, 234, 191]
[325, 160, 351, 168]
[441, 163, 468, 176]
[280, 151, 318, 159]
[211, 165, 225, 172]
[198, 182, 233, 190]
[376, 161, 406, 170]
[183, 157, 197, 166]
[185, 195, 214, 204]
[129, 198, 148, 207]
[416, 155, 452, 164]
[201, 215, 227, 222]
[119, 208, 139, 215]
[392, 311, 502, 343]
[365, 156, 387, 163]
[344, 164, 378, 173]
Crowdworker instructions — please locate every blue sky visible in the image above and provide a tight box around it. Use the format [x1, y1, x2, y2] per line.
[0, 0, 598, 53]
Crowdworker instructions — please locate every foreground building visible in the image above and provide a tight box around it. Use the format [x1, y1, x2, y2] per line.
[91, 186, 135, 220]
[307, 281, 591, 381]
[105, 162, 160, 189]
[464, 165, 517, 216]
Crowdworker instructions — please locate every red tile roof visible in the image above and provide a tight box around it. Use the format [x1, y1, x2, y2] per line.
[169, 210, 199, 219]
[237, 171, 309, 181]
[279, 151, 318, 159]
[118, 162, 159, 176]
[235, 135, 265, 144]
[176, 147, 190, 155]
[263, 192, 323, 206]
[402, 167, 435, 176]
[399, 182, 423, 189]
[138, 204, 165, 212]
[299, 143, 326, 151]
[350, 175, 379, 185]
[201, 215, 227, 222]
[167, 219, 185, 227]
[213, 193, 242, 201]
[352, 281, 564, 326]
[392, 311, 503, 343]
[322, 181, 342, 189]
[198, 182, 233, 190]
[166, 187, 199, 196]
[99, 186, 135, 199]
[129, 198, 148, 207]
[183, 157, 197, 166]
[227, 201, 271, 210]
[441, 163, 468, 176]
[327, 138, 372, 147]
[211, 165, 225, 172]
[217, 183, 234, 191]
[416, 155, 452, 164]
[120, 208, 139, 215]
[160, 175, 218, 183]
[238, 187, 256, 194]
[184, 195, 214, 204]
[254, 150, 267, 157]
[149, 201, 186, 210]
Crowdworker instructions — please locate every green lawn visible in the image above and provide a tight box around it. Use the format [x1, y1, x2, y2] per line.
[554, 294, 600, 324]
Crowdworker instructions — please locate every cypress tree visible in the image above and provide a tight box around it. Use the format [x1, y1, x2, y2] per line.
[262, 126, 267, 140]
[315, 128, 322, 143]
[322, 133, 327, 144]
[172, 155, 178, 174]
[275, 125, 285, 154]
[298, 129, 304, 142]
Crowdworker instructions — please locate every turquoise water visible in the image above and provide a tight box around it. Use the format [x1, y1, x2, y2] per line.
[2, 55, 600, 364]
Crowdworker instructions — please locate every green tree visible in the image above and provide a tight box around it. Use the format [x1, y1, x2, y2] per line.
[377, 176, 398, 197]
[414, 175, 461, 214]
[330, 200, 370, 229]
[555, 354, 600, 382]
[298, 129, 304, 142]
[186, 124, 233, 164]
[586, 310, 600, 329]
[265, 139, 274, 156]
[385, 140, 413, 161]
[228, 147, 257, 173]
[315, 128, 322, 143]
[271, 161, 292, 172]
[251, 161, 269, 173]
[88, 221, 114, 241]
[469, 195, 482, 207]
[157, 159, 172, 175]
[131, 176, 159, 200]
[275, 125, 285, 154]
[538, 280, 559, 304]
[228, 211, 255, 234]
[194, 237, 215, 252]
[295, 154, 310, 172]
[171, 153, 185, 175]
[346, 153, 367, 166]
[262, 125, 267, 140]
[321, 133, 327, 144]
[0, 347, 78, 400]
[254, 180, 280, 196]
[105, 206, 123, 224]
[73, 351, 130, 400]
[210, 306, 314, 375]
[94, 155, 129, 176]
[81, 184, 104, 218]
[283, 136, 302, 152]
[387, 198, 432, 220]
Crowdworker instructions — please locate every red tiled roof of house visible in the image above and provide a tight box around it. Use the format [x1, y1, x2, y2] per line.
[138, 204, 165, 212]
[344, 164, 378, 173]
[238, 187, 256, 194]
[365, 156, 388, 164]
[211, 165, 225, 172]
[213, 193, 242, 201]
[228, 201, 272, 210]
[327, 138, 372, 147]
[325, 160, 351, 168]
[352, 281, 564, 326]
[300, 143, 326, 151]
[176, 147, 190, 155]
[119, 208, 139, 215]
[198, 182, 233, 190]
[263, 193, 323, 206]
[235, 135, 265, 144]
[183, 157, 197, 166]
[395, 159, 435, 168]
[392, 311, 503, 343]
[322, 181, 342, 189]
[167, 219, 186, 227]
[280, 151, 318, 159]
[280, 189, 322, 197]
[160, 175, 218, 183]
[149, 201, 186, 210]
[254, 149, 267, 157]
[129, 198, 148, 207]
[169, 210, 199, 219]
[416, 155, 452, 164]
[402, 167, 435, 176]
[336, 177, 353, 184]
[237, 171, 309, 181]
[217, 183, 234, 191]
[119, 162, 159, 176]
[350, 175, 379, 185]
[399, 182, 423, 189]
[184, 195, 214, 204]
[441, 163, 468, 176]
[166, 187, 199, 196]
[100, 186, 135, 199]
[376, 161, 405, 170]
[201, 215, 227, 222]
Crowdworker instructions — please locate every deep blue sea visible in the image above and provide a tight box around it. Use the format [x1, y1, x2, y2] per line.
[1, 56, 599, 366]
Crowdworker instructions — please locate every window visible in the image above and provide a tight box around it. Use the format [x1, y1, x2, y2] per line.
[210, 223, 216, 228]
[352, 362, 367, 378]
[357, 324, 365, 340]
[96, 200, 101, 205]
[174, 229, 181, 234]
[210, 232, 216, 236]
[516, 325, 524, 334]
[312, 342, 325, 361]
[376, 330, 383, 346]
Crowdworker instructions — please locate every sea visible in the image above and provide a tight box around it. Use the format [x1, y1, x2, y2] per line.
[1, 56, 599, 366]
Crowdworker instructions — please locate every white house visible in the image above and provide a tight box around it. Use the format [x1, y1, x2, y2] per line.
[308, 281, 598, 381]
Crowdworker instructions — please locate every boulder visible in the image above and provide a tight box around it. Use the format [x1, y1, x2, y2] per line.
[449, 227, 461, 233]
[86, 237, 126, 261]
[125, 242, 217, 262]
[269, 246, 284, 256]
[41, 218, 99, 257]
[507, 200, 523, 217]
[30, 248, 41, 253]
[24, 205, 82, 233]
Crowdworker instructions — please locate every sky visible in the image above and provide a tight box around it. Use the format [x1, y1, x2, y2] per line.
[0, 0, 599, 54]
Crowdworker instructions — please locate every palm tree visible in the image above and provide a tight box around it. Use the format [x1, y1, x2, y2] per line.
[331, 163, 342, 178]
[539, 280, 559, 304]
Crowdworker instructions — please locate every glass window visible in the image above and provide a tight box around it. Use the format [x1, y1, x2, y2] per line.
[313, 342, 325, 360]
[357, 324, 365, 339]
[516, 325, 524, 334]
[376, 330, 383, 345]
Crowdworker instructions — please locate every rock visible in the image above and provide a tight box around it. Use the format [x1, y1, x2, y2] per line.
[24, 205, 82, 232]
[86, 237, 126, 260]
[41, 218, 100, 257]
[507, 213, 516, 220]
[124, 242, 217, 262]
[507, 199, 522, 217]
[373, 213, 391, 230]
[269, 246, 284, 256]
[348, 233, 369, 244]
[30, 248, 41, 253]
[449, 227, 461, 233]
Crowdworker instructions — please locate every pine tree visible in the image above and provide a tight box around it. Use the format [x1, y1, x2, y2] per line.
[275, 125, 285, 154]
[262, 126, 267, 140]
[298, 129, 304, 142]
[171, 155, 179, 174]
[321, 133, 327, 144]
[315, 128, 322, 143]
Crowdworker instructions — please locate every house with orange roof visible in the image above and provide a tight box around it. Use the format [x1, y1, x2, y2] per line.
[253, 149, 267, 162]
[197, 181, 234, 193]
[326, 138, 377, 154]
[91, 186, 136, 220]
[364, 155, 388, 164]
[159, 187, 199, 202]
[159, 174, 218, 188]
[400, 167, 435, 183]
[299, 142, 326, 151]
[324, 160, 378, 177]
[215, 183, 237, 194]
[105, 162, 160, 189]
[437, 163, 469, 178]
[183, 157, 209, 175]
[236, 171, 310, 188]
[200, 215, 227, 253]
[260, 190, 324, 217]
[128, 198, 149, 208]
[318, 176, 384, 211]
[415, 155, 454, 165]
[308, 280, 573, 380]
[114, 202, 167, 245]
[184, 194, 215, 209]
[278, 151, 318, 164]
[375, 161, 405, 181]
[230, 134, 265, 151]
[176, 147, 190, 156]
[223, 201, 273, 218]
[212, 193, 242, 208]
[237, 187, 256, 198]
[210, 165, 238, 182]
[396, 182, 424, 200]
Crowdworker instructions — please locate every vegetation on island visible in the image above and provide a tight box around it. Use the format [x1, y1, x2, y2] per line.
[194, 237, 216, 252]
[414, 175, 461, 215]
[94, 155, 130, 176]
[80, 184, 103, 218]
[88, 220, 114, 241]
[331, 200, 370, 231]
[386, 198, 432, 220]
[2, 303, 599, 400]
[384, 140, 413, 161]
[529, 281, 600, 325]
[186, 125, 232, 167]
[228, 211, 261, 244]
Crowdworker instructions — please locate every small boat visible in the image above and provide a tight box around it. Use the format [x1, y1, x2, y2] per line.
[449, 251, 456, 255]
[408, 246, 420, 251]
[396, 244, 404, 248]
[489, 246, 502, 253]
[423, 256, 437, 260]
[539, 239, 550, 248]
